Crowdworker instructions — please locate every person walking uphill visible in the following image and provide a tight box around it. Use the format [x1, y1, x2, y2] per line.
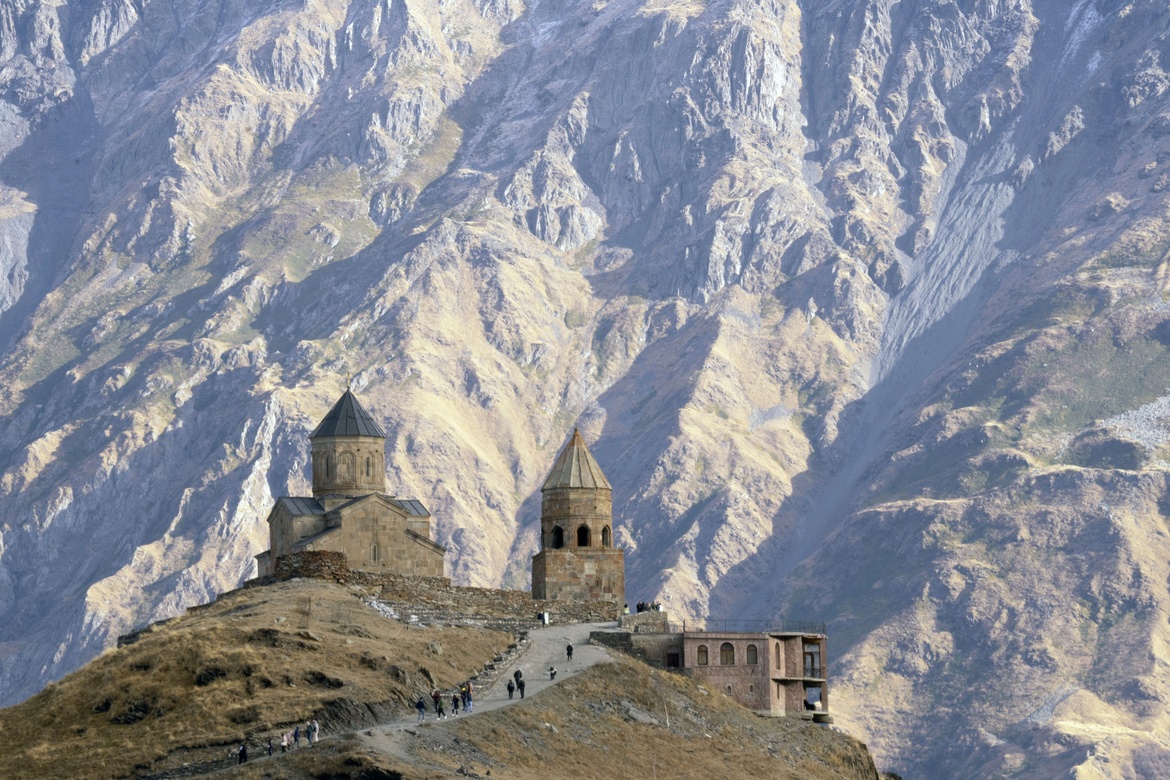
[506, 679, 515, 699]
[518, 678, 526, 699]
[566, 643, 573, 661]
[416, 695, 427, 723]
[432, 688, 446, 719]
[451, 692, 461, 716]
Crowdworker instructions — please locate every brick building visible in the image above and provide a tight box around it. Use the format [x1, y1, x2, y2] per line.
[255, 389, 446, 578]
[531, 429, 624, 606]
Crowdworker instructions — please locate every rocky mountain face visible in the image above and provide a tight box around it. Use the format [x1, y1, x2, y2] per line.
[1, 0, 1169, 775]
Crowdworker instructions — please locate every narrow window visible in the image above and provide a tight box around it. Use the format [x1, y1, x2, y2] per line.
[551, 526, 564, 549]
[325, 454, 333, 478]
[775, 642, 782, 669]
[602, 525, 612, 547]
[366, 456, 371, 477]
[697, 645, 708, 665]
[720, 642, 735, 665]
[749, 685, 754, 693]
[372, 543, 379, 562]
[577, 525, 591, 547]
[746, 644, 758, 665]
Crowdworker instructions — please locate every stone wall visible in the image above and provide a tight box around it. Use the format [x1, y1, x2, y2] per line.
[532, 548, 624, 603]
[619, 611, 671, 633]
[351, 572, 620, 624]
[274, 550, 350, 582]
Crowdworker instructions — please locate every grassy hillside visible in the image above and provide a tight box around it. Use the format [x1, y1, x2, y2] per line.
[0, 578, 880, 779]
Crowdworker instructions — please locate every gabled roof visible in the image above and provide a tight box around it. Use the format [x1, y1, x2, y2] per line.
[310, 389, 387, 439]
[542, 429, 612, 490]
[274, 497, 325, 516]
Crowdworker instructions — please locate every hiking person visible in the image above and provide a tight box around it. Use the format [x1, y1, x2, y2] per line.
[432, 688, 443, 718]
[293, 725, 300, 748]
[465, 681, 474, 713]
[416, 695, 427, 723]
[267, 737, 273, 756]
[238, 743, 247, 764]
[452, 692, 461, 716]
[566, 643, 573, 660]
[513, 669, 522, 685]
[281, 732, 288, 753]
[518, 678, 526, 698]
[312, 719, 320, 743]
[549, 665, 557, 680]
[506, 679, 515, 699]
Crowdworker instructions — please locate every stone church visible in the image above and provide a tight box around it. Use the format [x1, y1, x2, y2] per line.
[531, 429, 625, 603]
[255, 389, 446, 578]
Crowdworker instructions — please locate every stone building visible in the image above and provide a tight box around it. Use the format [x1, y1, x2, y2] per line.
[255, 389, 446, 578]
[594, 618, 830, 719]
[683, 628, 828, 718]
[531, 429, 624, 604]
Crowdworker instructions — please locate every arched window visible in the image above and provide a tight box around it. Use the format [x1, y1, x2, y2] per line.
[551, 526, 564, 549]
[602, 525, 612, 547]
[697, 645, 708, 665]
[747, 644, 758, 665]
[720, 642, 735, 665]
[577, 525, 591, 547]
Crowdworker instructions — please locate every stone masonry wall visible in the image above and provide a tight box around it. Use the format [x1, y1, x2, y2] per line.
[274, 551, 350, 582]
[353, 572, 620, 624]
[532, 548, 624, 603]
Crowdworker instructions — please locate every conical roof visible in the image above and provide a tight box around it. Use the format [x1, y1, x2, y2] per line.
[542, 429, 611, 490]
[309, 389, 387, 438]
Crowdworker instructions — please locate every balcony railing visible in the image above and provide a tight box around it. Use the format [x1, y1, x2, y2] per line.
[682, 618, 826, 635]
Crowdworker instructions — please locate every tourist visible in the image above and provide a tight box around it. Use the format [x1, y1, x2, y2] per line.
[513, 668, 522, 684]
[238, 743, 247, 764]
[623, 603, 630, 615]
[518, 678, 526, 698]
[311, 719, 320, 743]
[566, 643, 573, 660]
[267, 737, 273, 756]
[452, 692, 461, 716]
[294, 725, 300, 748]
[281, 732, 289, 753]
[416, 695, 427, 723]
[465, 681, 474, 713]
[432, 688, 444, 719]
[506, 679, 515, 699]
[549, 665, 557, 680]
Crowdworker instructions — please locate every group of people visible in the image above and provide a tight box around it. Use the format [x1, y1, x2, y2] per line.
[418, 680, 475, 721]
[629, 601, 662, 613]
[505, 668, 526, 699]
[236, 719, 320, 764]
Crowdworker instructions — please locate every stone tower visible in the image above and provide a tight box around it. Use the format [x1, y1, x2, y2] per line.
[309, 389, 387, 501]
[531, 429, 624, 606]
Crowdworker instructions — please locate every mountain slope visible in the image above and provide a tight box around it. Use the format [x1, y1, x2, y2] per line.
[2, 0, 1170, 776]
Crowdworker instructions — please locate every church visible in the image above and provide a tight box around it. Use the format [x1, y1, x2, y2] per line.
[255, 389, 446, 578]
[256, 388, 626, 609]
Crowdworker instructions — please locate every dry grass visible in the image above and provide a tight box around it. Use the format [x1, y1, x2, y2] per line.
[0, 579, 512, 780]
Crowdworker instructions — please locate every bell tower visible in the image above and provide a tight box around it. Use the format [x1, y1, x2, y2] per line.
[531, 429, 624, 609]
[309, 389, 387, 500]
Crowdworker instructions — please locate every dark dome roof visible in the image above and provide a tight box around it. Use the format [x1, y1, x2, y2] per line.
[309, 389, 387, 439]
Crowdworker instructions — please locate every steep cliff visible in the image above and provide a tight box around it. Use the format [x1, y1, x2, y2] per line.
[1, 0, 1169, 776]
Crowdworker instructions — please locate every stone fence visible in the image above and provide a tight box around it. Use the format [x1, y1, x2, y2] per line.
[274, 551, 349, 582]
[245, 559, 619, 626]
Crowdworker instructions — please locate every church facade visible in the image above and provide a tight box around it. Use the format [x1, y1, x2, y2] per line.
[531, 429, 625, 603]
[255, 389, 446, 578]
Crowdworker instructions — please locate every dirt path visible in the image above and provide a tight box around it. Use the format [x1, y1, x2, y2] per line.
[357, 621, 617, 760]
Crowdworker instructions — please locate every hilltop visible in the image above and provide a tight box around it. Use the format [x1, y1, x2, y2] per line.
[0, 578, 881, 779]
